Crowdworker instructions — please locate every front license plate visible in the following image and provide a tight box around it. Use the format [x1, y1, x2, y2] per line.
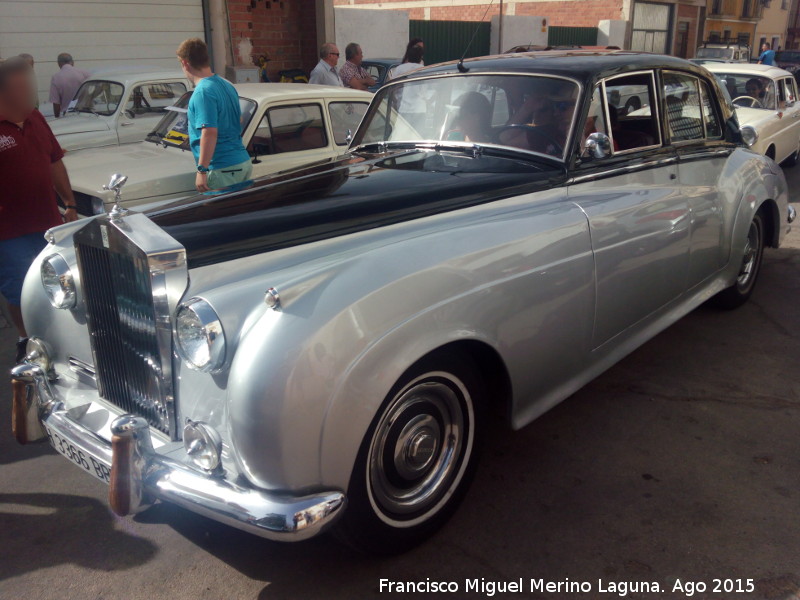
[44, 423, 112, 484]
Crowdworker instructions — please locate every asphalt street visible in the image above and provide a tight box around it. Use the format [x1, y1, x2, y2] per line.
[0, 167, 799, 600]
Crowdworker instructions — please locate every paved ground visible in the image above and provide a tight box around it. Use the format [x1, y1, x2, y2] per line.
[1, 170, 799, 600]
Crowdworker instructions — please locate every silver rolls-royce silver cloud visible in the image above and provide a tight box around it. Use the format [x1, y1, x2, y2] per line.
[11, 50, 795, 553]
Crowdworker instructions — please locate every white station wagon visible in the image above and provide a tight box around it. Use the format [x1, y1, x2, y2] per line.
[49, 68, 190, 152]
[706, 63, 800, 165]
[63, 84, 372, 215]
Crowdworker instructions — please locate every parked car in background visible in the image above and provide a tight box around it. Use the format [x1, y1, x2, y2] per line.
[361, 58, 401, 92]
[12, 51, 794, 554]
[775, 49, 800, 78]
[694, 41, 751, 63]
[706, 63, 800, 164]
[48, 68, 190, 152]
[62, 84, 371, 214]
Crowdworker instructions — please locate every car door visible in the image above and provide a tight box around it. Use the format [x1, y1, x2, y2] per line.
[117, 81, 188, 145]
[569, 71, 691, 349]
[779, 76, 800, 158]
[662, 70, 734, 288]
[246, 102, 337, 178]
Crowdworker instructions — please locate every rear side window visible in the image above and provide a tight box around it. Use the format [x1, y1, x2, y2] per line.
[329, 101, 369, 145]
[247, 103, 328, 156]
[662, 72, 703, 142]
[603, 71, 661, 152]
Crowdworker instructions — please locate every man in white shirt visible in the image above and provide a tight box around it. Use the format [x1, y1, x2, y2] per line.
[309, 43, 343, 86]
[48, 53, 90, 118]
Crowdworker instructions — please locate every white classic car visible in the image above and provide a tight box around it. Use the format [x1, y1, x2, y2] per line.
[49, 68, 190, 152]
[63, 84, 372, 215]
[706, 63, 800, 165]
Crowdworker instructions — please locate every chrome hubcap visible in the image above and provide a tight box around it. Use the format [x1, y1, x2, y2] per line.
[737, 220, 761, 289]
[368, 374, 473, 526]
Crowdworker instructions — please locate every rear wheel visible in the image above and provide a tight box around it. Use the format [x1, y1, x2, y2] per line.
[335, 351, 484, 554]
[711, 212, 765, 309]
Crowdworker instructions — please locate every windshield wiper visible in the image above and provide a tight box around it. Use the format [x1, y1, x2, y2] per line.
[350, 141, 417, 153]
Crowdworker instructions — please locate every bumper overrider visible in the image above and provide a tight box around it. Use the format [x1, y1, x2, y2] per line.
[10, 359, 346, 542]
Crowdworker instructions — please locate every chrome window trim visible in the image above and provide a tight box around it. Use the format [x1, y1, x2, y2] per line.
[358, 71, 584, 163]
[600, 69, 663, 156]
[567, 155, 679, 185]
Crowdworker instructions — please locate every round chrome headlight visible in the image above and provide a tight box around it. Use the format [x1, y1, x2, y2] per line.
[175, 298, 225, 372]
[40, 254, 76, 309]
[740, 125, 758, 148]
[183, 420, 223, 471]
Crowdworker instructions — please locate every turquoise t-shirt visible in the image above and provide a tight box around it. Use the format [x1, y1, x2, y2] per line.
[188, 74, 250, 170]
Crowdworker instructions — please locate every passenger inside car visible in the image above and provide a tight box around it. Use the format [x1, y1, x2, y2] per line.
[448, 91, 494, 143]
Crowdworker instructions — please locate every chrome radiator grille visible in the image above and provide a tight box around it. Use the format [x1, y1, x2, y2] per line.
[75, 235, 171, 434]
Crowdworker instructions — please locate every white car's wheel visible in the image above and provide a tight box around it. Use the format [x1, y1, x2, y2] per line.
[335, 351, 484, 554]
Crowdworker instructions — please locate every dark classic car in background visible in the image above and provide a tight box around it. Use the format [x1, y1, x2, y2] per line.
[11, 51, 794, 553]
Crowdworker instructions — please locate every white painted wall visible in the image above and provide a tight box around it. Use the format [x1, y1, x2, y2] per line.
[334, 7, 409, 60]
[598, 19, 627, 48]
[0, 0, 204, 107]
[491, 14, 549, 54]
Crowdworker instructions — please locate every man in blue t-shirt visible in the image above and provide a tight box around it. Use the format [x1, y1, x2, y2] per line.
[177, 38, 252, 192]
[758, 43, 776, 66]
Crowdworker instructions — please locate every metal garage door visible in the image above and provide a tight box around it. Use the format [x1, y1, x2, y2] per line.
[630, 1, 673, 54]
[0, 0, 204, 105]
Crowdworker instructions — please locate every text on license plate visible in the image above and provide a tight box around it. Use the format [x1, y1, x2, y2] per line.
[44, 424, 111, 484]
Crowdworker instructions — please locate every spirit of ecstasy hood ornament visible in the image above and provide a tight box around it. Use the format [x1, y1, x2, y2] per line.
[103, 173, 129, 221]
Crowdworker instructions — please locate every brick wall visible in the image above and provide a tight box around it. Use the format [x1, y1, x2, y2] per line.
[674, 4, 699, 57]
[227, 0, 318, 80]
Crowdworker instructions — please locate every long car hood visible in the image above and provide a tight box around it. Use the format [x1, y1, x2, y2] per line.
[147, 149, 566, 268]
[49, 114, 110, 136]
[64, 142, 194, 200]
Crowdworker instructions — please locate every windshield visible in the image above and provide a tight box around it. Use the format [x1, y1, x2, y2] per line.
[696, 47, 735, 59]
[713, 73, 776, 109]
[71, 80, 124, 116]
[147, 91, 258, 150]
[353, 74, 580, 161]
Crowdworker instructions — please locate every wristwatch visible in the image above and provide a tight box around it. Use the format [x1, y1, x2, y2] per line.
[197, 165, 210, 174]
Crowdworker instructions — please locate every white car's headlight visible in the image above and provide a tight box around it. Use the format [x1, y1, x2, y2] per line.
[41, 254, 76, 309]
[740, 125, 759, 148]
[175, 298, 226, 372]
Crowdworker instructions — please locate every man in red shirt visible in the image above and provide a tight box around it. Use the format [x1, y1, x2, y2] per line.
[0, 57, 78, 361]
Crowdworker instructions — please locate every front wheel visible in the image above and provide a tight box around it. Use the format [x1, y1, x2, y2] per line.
[335, 352, 484, 554]
[710, 212, 765, 309]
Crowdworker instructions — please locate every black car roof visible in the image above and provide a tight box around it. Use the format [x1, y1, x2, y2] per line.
[399, 50, 715, 86]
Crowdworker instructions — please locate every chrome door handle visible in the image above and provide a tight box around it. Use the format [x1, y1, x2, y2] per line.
[120, 122, 134, 127]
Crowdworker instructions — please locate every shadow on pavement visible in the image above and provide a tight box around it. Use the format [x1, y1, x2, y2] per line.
[0, 493, 157, 581]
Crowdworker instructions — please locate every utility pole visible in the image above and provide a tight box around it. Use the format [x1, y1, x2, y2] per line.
[498, 0, 504, 53]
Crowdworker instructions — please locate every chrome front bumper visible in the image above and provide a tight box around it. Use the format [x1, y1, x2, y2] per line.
[10, 362, 346, 542]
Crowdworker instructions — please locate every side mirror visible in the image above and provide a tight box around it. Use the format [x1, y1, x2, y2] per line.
[584, 132, 612, 159]
[345, 128, 353, 144]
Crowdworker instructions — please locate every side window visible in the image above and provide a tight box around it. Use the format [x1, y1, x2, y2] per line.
[786, 78, 798, 104]
[699, 81, 723, 139]
[364, 65, 383, 81]
[662, 71, 703, 142]
[581, 85, 609, 156]
[125, 82, 187, 116]
[777, 79, 788, 109]
[604, 71, 660, 152]
[329, 101, 369, 145]
[248, 104, 327, 156]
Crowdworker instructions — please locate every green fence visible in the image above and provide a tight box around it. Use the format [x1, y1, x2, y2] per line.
[548, 26, 598, 47]
[409, 20, 492, 66]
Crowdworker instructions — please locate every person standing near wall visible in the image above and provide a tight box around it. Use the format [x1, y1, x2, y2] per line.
[176, 38, 252, 193]
[339, 43, 376, 91]
[48, 53, 89, 118]
[309, 43, 343, 86]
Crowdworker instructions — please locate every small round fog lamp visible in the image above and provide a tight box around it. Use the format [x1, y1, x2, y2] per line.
[183, 420, 223, 472]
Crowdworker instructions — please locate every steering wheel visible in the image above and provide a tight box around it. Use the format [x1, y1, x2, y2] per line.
[494, 124, 564, 156]
[733, 95, 763, 109]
